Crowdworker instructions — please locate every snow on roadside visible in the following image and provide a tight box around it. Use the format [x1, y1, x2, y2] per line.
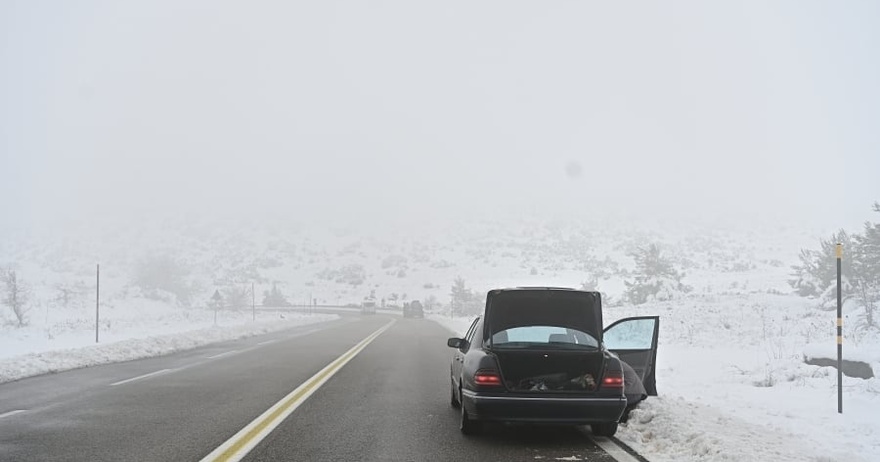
[617, 397, 865, 462]
[0, 312, 337, 384]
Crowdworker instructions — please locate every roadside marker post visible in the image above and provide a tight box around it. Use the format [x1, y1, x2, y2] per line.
[836, 243, 843, 414]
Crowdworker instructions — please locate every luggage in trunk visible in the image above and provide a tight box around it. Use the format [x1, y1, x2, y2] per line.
[493, 349, 605, 392]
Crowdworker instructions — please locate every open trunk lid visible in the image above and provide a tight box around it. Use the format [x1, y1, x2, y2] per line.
[484, 288, 603, 341]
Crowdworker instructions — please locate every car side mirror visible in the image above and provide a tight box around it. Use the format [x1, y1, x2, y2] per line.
[447, 337, 466, 349]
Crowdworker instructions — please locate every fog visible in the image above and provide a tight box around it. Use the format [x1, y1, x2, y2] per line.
[3, 1, 879, 232]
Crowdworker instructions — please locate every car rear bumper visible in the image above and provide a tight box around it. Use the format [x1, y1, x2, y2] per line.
[461, 389, 626, 424]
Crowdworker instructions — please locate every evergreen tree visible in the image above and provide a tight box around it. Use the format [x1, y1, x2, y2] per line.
[852, 203, 880, 327]
[624, 243, 689, 305]
[450, 276, 480, 315]
[789, 230, 854, 301]
[262, 283, 290, 307]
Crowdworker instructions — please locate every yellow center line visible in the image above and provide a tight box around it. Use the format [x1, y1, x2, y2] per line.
[201, 319, 395, 462]
[216, 346, 360, 459]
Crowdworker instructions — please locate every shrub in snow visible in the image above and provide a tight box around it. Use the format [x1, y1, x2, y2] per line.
[316, 264, 366, 286]
[623, 243, 690, 305]
[380, 255, 407, 269]
[1, 269, 30, 327]
[223, 285, 251, 309]
[54, 282, 88, 310]
[580, 276, 599, 291]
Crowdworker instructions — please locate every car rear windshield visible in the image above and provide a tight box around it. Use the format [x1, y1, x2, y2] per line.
[490, 325, 598, 350]
[485, 290, 602, 341]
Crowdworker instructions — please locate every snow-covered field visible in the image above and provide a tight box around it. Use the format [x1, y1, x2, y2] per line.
[1, 216, 878, 461]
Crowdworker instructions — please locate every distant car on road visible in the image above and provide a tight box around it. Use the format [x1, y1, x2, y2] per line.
[447, 287, 658, 437]
[361, 295, 377, 315]
[402, 300, 424, 318]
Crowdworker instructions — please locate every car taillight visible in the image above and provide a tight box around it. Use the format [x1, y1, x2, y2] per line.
[602, 371, 624, 388]
[474, 370, 503, 386]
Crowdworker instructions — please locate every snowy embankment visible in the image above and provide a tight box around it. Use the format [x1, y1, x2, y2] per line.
[430, 304, 878, 462]
[0, 310, 338, 384]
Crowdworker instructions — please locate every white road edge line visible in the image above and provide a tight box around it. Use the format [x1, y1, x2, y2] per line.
[200, 319, 396, 462]
[256, 340, 276, 346]
[207, 350, 240, 359]
[0, 410, 27, 419]
[591, 436, 640, 462]
[110, 368, 175, 387]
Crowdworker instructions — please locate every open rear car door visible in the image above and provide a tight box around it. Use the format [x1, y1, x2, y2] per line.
[603, 316, 659, 396]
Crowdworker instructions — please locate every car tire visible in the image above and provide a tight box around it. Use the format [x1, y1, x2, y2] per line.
[590, 422, 618, 437]
[450, 379, 461, 408]
[459, 395, 481, 435]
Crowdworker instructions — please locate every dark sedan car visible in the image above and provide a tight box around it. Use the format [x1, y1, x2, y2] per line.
[447, 288, 658, 437]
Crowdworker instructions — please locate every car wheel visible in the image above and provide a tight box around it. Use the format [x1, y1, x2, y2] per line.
[459, 394, 481, 435]
[450, 379, 461, 408]
[590, 422, 618, 437]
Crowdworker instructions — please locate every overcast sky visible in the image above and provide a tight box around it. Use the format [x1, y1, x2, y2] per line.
[2, 1, 879, 230]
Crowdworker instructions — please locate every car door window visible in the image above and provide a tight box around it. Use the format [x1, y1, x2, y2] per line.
[462, 317, 480, 351]
[604, 318, 656, 350]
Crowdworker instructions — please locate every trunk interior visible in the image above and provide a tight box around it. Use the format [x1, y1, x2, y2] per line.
[492, 349, 605, 393]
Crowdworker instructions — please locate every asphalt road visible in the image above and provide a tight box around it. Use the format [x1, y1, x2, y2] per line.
[0, 314, 642, 462]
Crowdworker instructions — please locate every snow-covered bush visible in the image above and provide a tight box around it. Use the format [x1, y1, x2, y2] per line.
[623, 243, 690, 305]
[223, 285, 251, 309]
[1, 269, 30, 327]
[316, 264, 366, 286]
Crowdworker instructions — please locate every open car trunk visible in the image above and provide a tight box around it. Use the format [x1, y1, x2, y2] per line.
[493, 348, 606, 392]
[484, 289, 607, 393]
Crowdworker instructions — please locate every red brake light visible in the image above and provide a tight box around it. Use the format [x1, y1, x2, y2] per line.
[602, 371, 624, 388]
[474, 370, 503, 386]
